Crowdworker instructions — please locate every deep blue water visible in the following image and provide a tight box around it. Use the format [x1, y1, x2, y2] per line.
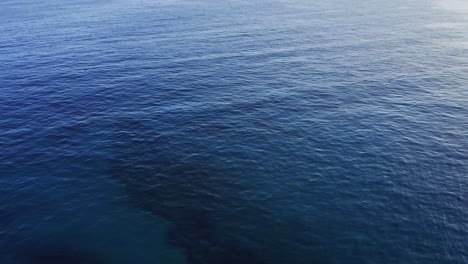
[1, 0, 468, 263]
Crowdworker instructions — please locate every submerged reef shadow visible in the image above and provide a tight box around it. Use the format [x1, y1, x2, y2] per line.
[19, 244, 102, 264]
[108, 117, 329, 264]
[108, 118, 271, 264]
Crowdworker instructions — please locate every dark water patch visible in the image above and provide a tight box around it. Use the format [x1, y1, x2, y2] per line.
[108, 117, 327, 264]
[109, 126, 258, 263]
[0, 209, 16, 229]
[23, 246, 102, 264]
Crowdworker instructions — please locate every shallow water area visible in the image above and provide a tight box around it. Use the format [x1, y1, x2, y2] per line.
[0, 162, 185, 264]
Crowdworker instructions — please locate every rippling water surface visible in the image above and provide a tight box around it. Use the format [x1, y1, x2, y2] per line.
[1, 0, 468, 263]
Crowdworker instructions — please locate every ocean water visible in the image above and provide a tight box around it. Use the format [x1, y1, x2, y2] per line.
[1, 0, 468, 263]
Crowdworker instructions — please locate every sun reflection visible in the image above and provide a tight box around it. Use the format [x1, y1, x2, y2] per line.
[437, 0, 468, 12]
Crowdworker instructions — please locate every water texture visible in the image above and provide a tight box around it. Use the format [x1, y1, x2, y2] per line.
[1, 0, 468, 263]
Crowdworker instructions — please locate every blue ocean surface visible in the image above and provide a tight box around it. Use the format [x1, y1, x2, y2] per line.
[1, 0, 468, 263]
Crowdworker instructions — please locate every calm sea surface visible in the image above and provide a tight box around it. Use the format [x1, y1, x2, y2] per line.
[1, 0, 468, 263]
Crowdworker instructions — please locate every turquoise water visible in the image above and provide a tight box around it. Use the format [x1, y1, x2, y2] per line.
[1, 0, 468, 263]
